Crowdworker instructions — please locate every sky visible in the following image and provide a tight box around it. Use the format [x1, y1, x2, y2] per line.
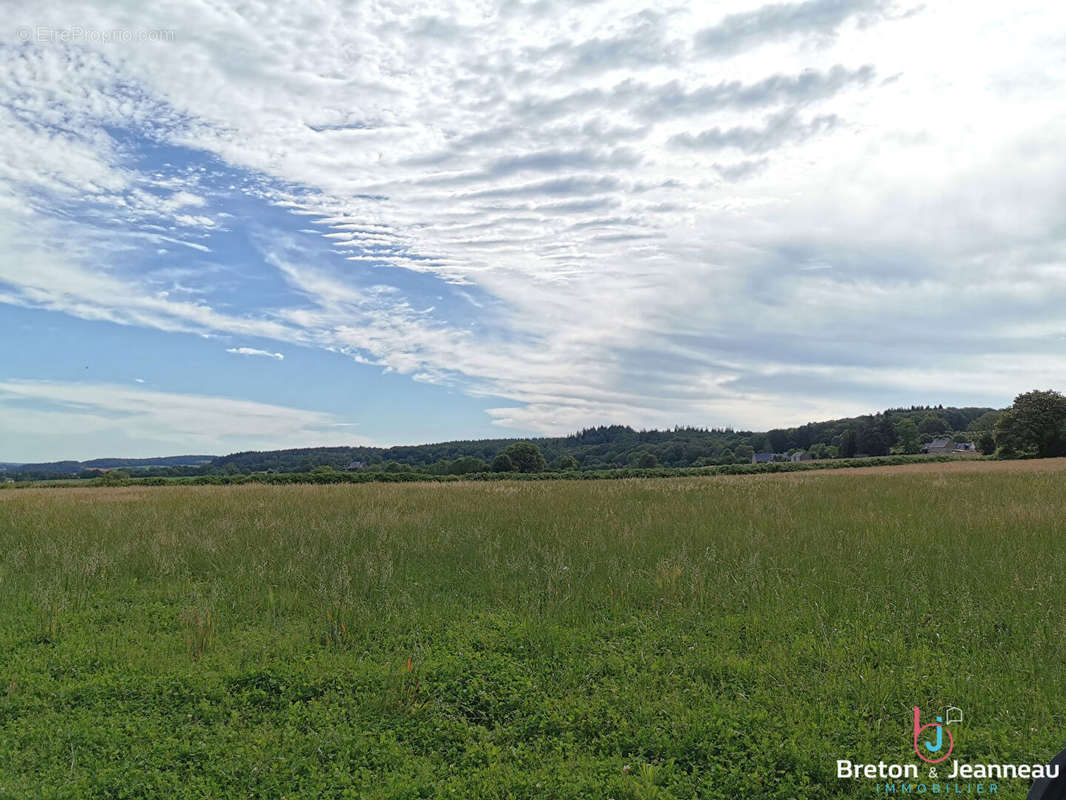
[1, 0, 1065, 462]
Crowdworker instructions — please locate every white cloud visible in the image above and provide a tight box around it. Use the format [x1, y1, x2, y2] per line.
[226, 347, 285, 360]
[0, 380, 372, 461]
[1, 1, 1065, 436]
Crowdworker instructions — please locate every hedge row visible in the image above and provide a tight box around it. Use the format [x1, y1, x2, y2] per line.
[0, 454, 966, 490]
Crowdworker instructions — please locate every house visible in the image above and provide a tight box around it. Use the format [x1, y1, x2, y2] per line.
[922, 438, 953, 455]
[752, 452, 791, 464]
[922, 439, 976, 455]
[790, 451, 812, 462]
[346, 460, 367, 471]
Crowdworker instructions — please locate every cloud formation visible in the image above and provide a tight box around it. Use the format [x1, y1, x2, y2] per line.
[669, 108, 841, 153]
[0, 380, 371, 458]
[1, 0, 1065, 442]
[695, 0, 889, 56]
[227, 347, 285, 360]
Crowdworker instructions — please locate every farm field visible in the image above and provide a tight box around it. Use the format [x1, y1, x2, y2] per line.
[1, 461, 1065, 798]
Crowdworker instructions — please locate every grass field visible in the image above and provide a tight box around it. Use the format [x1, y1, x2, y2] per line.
[2, 460, 1064, 798]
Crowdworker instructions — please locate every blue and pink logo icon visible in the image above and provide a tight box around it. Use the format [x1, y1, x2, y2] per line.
[913, 706, 957, 763]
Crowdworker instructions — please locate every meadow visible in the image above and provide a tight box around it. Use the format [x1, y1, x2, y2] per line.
[1, 460, 1064, 798]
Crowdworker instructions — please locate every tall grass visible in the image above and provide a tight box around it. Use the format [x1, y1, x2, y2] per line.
[1, 466, 1064, 798]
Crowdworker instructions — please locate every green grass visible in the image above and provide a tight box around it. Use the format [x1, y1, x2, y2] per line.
[1, 467, 1064, 798]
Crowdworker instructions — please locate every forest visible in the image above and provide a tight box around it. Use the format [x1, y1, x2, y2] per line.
[2, 404, 1000, 480]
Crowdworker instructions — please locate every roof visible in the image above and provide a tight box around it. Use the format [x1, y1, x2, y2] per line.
[926, 438, 950, 448]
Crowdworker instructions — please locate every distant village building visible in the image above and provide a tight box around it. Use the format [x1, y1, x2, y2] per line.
[922, 438, 953, 455]
[752, 450, 813, 464]
[346, 460, 367, 471]
[752, 452, 793, 464]
[922, 439, 976, 454]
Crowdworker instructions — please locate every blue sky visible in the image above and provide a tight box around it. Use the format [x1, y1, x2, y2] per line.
[2, 0, 1065, 461]
[0, 128, 518, 459]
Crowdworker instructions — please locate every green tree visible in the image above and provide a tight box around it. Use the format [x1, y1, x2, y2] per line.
[767, 429, 793, 452]
[893, 418, 921, 454]
[994, 411, 1030, 458]
[491, 453, 515, 472]
[976, 432, 996, 455]
[734, 444, 754, 463]
[99, 469, 131, 486]
[857, 425, 891, 456]
[551, 455, 578, 471]
[994, 390, 1066, 458]
[448, 456, 490, 475]
[635, 451, 659, 468]
[918, 414, 949, 435]
[968, 410, 1002, 432]
[502, 442, 547, 473]
[839, 429, 858, 458]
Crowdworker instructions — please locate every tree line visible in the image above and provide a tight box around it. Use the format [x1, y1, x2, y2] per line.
[4, 392, 1065, 481]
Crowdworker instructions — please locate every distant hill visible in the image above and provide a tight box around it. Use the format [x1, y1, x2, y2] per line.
[5, 455, 215, 478]
[4, 404, 1000, 480]
[210, 405, 998, 474]
[80, 456, 217, 469]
